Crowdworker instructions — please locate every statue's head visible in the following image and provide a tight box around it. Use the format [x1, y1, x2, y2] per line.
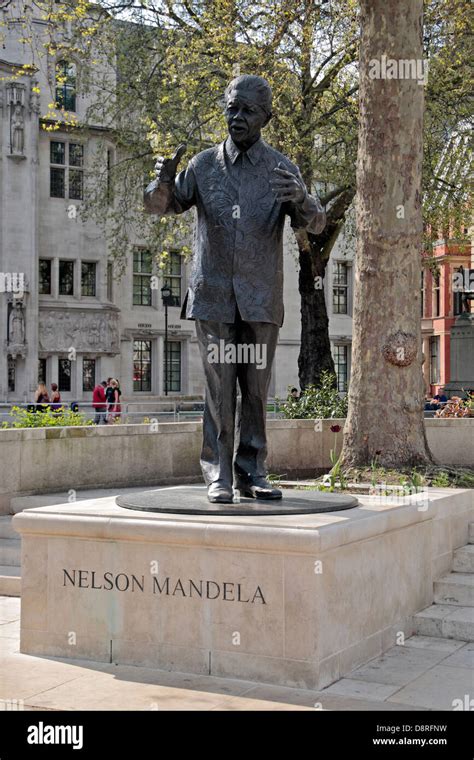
[224, 75, 272, 145]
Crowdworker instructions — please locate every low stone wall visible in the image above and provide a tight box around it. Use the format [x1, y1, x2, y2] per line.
[424, 417, 474, 468]
[0, 418, 473, 512]
[0, 422, 203, 513]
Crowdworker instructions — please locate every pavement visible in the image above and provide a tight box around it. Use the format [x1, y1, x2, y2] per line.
[1, 596, 472, 711]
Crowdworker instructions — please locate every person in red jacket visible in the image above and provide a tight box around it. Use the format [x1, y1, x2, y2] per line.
[92, 381, 107, 424]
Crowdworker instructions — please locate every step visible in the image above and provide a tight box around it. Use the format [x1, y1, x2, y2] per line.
[413, 604, 474, 641]
[0, 566, 21, 597]
[470, 523, 474, 545]
[0, 516, 20, 540]
[434, 572, 474, 607]
[453, 545, 474, 574]
[0, 538, 21, 567]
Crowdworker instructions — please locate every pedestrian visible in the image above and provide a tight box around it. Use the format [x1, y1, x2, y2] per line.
[115, 379, 122, 422]
[34, 382, 49, 412]
[106, 379, 120, 423]
[50, 383, 62, 413]
[92, 381, 107, 424]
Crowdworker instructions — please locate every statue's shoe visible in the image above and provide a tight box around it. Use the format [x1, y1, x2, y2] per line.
[207, 481, 233, 504]
[234, 477, 282, 500]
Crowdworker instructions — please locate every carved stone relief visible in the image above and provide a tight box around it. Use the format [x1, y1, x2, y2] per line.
[39, 309, 120, 354]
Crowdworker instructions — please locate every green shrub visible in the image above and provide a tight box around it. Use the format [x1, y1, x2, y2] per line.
[431, 471, 451, 487]
[1, 406, 94, 429]
[278, 371, 348, 419]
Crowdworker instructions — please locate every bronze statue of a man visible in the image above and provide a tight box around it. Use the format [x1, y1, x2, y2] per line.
[145, 74, 325, 503]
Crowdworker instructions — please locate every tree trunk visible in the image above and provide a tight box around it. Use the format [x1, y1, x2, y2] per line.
[298, 243, 334, 390]
[341, 0, 432, 468]
[297, 187, 355, 390]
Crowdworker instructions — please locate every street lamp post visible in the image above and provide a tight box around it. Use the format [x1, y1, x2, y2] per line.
[161, 283, 172, 396]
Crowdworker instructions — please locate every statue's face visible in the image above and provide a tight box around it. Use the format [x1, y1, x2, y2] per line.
[225, 89, 269, 144]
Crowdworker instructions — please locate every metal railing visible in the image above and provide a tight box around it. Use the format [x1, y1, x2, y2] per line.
[0, 399, 282, 426]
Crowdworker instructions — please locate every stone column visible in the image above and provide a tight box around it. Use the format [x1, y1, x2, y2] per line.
[2, 79, 40, 402]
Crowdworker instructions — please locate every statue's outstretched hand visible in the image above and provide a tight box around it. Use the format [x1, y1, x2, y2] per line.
[154, 144, 187, 183]
[270, 162, 306, 204]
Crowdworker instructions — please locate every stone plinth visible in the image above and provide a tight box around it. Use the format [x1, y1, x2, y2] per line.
[13, 486, 473, 690]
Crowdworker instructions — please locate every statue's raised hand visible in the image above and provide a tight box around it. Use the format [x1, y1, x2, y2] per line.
[154, 144, 187, 183]
[270, 162, 306, 204]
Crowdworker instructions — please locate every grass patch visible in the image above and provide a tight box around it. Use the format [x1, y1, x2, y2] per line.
[278, 465, 474, 493]
[341, 465, 474, 490]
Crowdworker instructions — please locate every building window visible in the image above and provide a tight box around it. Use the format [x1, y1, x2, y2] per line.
[332, 262, 348, 315]
[164, 341, 181, 392]
[429, 336, 440, 385]
[58, 358, 72, 392]
[55, 59, 77, 112]
[163, 251, 182, 307]
[69, 143, 84, 199]
[39, 260, 52, 295]
[133, 340, 152, 392]
[82, 359, 96, 392]
[433, 273, 441, 317]
[50, 141, 83, 200]
[38, 358, 47, 384]
[133, 250, 152, 306]
[81, 262, 96, 297]
[331, 344, 348, 392]
[50, 141, 65, 198]
[59, 260, 74, 295]
[8, 358, 15, 392]
[107, 262, 114, 302]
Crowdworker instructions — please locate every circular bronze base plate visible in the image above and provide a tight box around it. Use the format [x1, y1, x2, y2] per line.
[116, 486, 358, 516]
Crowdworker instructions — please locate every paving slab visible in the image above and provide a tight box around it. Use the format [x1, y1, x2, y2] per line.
[388, 664, 474, 710]
[0, 596, 20, 625]
[216, 688, 426, 711]
[347, 646, 451, 686]
[26, 677, 247, 712]
[0, 620, 20, 638]
[402, 635, 466, 653]
[439, 643, 474, 669]
[321, 678, 400, 701]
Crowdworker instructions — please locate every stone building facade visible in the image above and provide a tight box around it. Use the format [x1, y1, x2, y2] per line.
[0, 3, 354, 407]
